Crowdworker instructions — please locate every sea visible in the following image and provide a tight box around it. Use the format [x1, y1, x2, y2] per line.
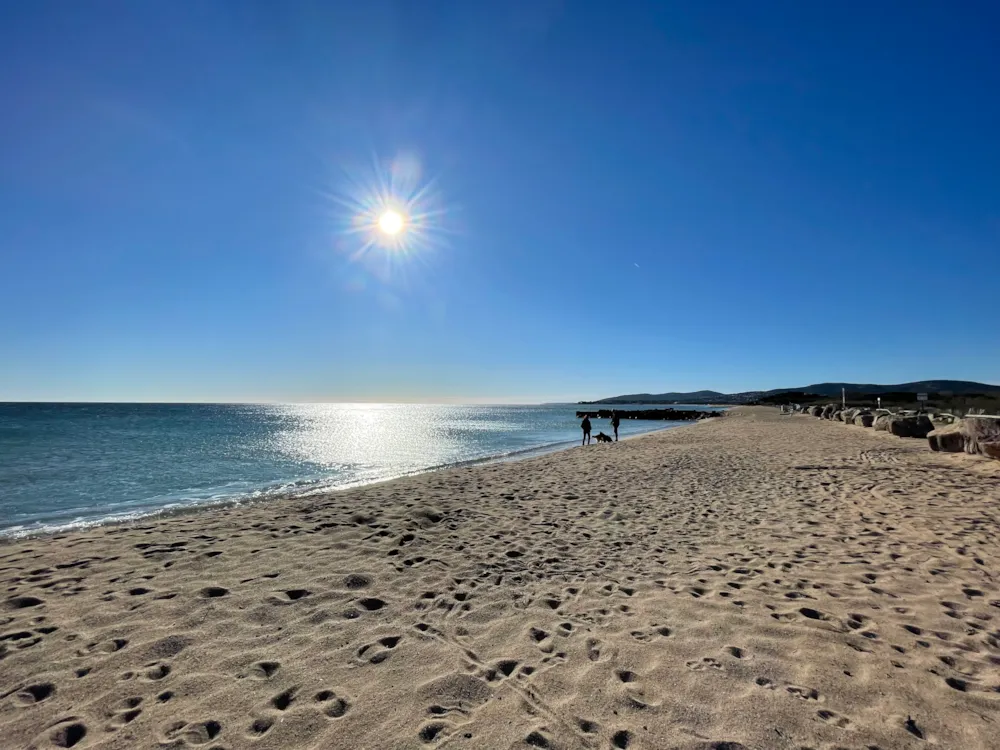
[0, 402, 720, 538]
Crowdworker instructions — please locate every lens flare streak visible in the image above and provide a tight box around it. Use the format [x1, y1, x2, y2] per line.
[328, 153, 450, 277]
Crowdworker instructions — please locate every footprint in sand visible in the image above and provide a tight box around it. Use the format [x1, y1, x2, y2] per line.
[846, 613, 868, 630]
[141, 662, 171, 681]
[798, 607, 831, 621]
[268, 588, 312, 604]
[524, 730, 552, 747]
[314, 690, 350, 718]
[271, 686, 298, 711]
[418, 721, 453, 744]
[944, 676, 971, 692]
[903, 715, 925, 739]
[629, 625, 672, 642]
[14, 683, 55, 706]
[198, 586, 229, 599]
[77, 637, 128, 656]
[247, 716, 274, 738]
[483, 659, 520, 682]
[585, 637, 605, 662]
[786, 685, 821, 701]
[1, 630, 43, 653]
[247, 660, 280, 679]
[35, 718, 88, 748]
[4, 595, 45, 610]
[159, 719, 222, 746]
[612, 729, 633, 748]
[530, 627, 555, 654]
[686, 657, 724, 671]
[344, 573, 374, 589]
[105, 696, 143, 731]
[358, 597, 387, 612]
[754, 676, 822, 702]
[357, 635, 402, 664]
[816, 709, 851, 728]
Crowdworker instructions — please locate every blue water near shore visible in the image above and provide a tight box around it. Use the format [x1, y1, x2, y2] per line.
[0, 403, 721, 537]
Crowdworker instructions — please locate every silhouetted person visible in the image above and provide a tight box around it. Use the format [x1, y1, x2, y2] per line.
[581, 415, 592, 445]
[611, 410, 620, 442]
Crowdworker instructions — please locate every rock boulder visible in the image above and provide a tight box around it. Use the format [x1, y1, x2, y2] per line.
[928, 423, 965, 452]
[853, 412, 874, 428]
[926, 416, 1000, 459]
[874, 413, 894, 431]
[885, 415, 934, 439]
[962, 416, 1000, 459]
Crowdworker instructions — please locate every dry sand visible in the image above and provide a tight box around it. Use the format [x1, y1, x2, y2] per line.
[2, 407, 1000, 750]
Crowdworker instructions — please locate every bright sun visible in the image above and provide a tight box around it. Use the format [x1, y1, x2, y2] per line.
[378, 210, 405, 235]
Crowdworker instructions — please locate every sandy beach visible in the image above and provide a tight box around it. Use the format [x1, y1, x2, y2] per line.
[2, 407, 999, 750]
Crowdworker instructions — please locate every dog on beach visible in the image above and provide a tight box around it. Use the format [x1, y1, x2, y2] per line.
[594, 432, 613, 443]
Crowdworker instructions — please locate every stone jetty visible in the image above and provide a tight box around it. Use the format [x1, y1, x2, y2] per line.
[575, 408, 723, 421]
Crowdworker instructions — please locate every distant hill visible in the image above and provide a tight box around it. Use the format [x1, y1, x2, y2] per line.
[767, 381, 1000, 397]
[585, 390, 725, 404]
[583, 380, 1000, 405]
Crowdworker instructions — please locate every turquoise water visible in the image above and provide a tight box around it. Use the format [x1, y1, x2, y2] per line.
[0, 403, 717, 537]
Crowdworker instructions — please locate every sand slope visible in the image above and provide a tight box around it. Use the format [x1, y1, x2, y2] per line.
[2, 407, 1000, 749]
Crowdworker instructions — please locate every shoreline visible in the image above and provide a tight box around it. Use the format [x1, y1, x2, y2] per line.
[3, 407, 997, 749]
[0, 420, 690, 543]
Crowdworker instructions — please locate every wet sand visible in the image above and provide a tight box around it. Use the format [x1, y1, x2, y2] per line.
[2, 407, 999, 749]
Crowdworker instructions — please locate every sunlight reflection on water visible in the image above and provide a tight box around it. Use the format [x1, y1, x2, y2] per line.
[268, 403, 522, 472]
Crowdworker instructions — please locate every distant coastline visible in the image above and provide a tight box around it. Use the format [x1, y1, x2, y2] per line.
[582, 380, 1000, 408]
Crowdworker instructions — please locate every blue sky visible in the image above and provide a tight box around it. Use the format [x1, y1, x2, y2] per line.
[1, 1, 998, 403]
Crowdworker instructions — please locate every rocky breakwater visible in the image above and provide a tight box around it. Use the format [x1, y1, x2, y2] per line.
[575, 408, 723, 421]
[928, 415, 1000, 459]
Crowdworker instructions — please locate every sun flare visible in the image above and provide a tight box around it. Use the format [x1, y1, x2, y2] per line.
[378, 210, 405, 235]
[331, 152, 450, 269]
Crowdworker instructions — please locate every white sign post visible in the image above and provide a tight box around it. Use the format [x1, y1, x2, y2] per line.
[917, 393, 928, 413]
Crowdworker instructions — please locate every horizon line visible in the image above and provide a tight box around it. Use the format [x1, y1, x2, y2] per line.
[0, 399, 571, 406]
